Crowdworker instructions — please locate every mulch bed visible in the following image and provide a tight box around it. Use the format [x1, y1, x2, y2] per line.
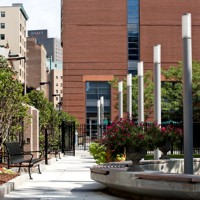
[0, 173, 20, 185]
[0, 163, 20, 185]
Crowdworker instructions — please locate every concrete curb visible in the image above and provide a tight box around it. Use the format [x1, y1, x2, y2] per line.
[0, 157, 57, 198]
[0, 174, 29, 198]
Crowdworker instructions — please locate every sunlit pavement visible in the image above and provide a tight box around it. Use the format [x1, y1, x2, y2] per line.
[2, 152, 125, 200]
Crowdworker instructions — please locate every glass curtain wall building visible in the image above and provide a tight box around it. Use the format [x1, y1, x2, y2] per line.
[127, 0, 139, 75]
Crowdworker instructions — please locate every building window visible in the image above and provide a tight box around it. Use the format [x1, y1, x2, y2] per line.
[1, 12, 5, 17]
[56, 90, 58, 93]
[0, 23, 5, 29]
[56, 76, 58, 79]
[0, 34, 5, 40]
[127, 0, 139, 63]
[86, 81, 111, 134]
[56, 97, 58, 101]
[60, 76, 63, 79]
[60, 83, 63, 87]
[56, 83, 58, 86]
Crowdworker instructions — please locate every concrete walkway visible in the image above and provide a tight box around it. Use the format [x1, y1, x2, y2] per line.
[2, 151, 125, 200]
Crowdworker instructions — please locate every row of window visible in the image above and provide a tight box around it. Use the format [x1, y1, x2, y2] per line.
[55, 75, 63, 79]
[127, 0, 139, 62]
[86, 94, 110, 100]
[55, 90, 63, 94]
[55, 83, 63, 87]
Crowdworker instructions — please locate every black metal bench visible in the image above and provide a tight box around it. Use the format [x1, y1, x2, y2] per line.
[4, 141, 43, 179]
[48, 145, 62, 161]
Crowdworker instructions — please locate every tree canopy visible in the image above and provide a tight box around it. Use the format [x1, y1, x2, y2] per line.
[110, 71, 154, 121]
[28, 90, 79, 150]
[0, 56, 29, 146]
[110, 60, 200, 123]
[162, 60, 200, 122]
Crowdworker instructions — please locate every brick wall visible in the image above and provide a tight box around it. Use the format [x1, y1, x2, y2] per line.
[62, 0, 128, 124]
[140, 0, 200, 70]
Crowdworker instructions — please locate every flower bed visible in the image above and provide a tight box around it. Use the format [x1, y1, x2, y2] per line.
[0, 173, 20, 185]
[91, 118, 183, 163]
[0, 166, 20, 185]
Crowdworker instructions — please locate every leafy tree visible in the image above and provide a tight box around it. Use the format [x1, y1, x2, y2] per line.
[162, 61, 200, 122]
[110, 71, 154, 121]
[27, 90, 79, 151]
[0, 56, 29, 146]
[28, 90, 58, 150]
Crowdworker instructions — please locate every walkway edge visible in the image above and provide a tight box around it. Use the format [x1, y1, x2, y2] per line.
[0, 174, 29, 198]
[0, 158, 57, 198]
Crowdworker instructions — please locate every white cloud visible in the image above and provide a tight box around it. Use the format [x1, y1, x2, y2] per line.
[0, 0, 61, 38]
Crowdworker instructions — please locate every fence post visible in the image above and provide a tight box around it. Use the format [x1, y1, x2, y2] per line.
[45, 128, 48, 165]
[61, 120, 65, 154]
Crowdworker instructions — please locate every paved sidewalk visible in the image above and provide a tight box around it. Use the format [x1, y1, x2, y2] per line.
[2, 151, 125, 200]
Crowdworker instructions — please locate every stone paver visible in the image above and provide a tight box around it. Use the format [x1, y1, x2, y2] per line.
[2, 152, 125, 200]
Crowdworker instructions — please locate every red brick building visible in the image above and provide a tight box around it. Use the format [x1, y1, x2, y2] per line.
[61, 0, 200, 127]
[61, 0, 127, 126]
[140, 0, 200, 70]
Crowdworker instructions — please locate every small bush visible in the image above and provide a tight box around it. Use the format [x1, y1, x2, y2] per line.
[89, 142, 107, 164]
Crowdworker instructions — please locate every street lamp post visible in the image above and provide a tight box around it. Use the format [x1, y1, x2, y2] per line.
[138, 61, 144, 123]
[100, 96, 104, 138]
[40, 81, 50, 90]
[153, 44, 161, 160]
[118, 81, 123, 119]
[40, 81, 50, 100]
[182, 13, 193, 174]
[127, 74, 132, 120]
[97, 100, 101, 139]
[8, 55, 26, 95]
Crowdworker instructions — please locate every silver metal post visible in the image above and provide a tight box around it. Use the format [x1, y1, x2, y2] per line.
[118, 81, 123, 119]
[182, 13, 193, 174]
[89, 119, 92, 141]
[97, 100, 101, 138]
[127, 74, 132, 120]
[138, 62, 144, 123]
[153, 44, 161, 159]
[100, 96, 104, 138]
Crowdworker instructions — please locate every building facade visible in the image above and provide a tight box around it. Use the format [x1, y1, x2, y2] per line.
[26, 37, 49, 98]
[49, 69, 63, 110]
[61, 0, 200, 127]
[28, 29, 63, 106]
[140, 0, 200, 70]
[61, 0, 128, 127]
[0, 3, 28, 83]
[28, 29, 63, 62]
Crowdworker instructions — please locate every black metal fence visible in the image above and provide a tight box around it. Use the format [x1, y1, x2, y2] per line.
[75, 122, 200, 154]
[147, 122, 200, 155]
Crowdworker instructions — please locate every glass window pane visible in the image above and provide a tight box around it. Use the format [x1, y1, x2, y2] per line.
[128, 49, 139, 54]
[128, 37, 138, 43]
[129, 55, 139, 60]
[128, 43, 138, 48]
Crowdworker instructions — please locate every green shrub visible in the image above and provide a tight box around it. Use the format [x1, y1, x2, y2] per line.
[89, 142, 107, 164]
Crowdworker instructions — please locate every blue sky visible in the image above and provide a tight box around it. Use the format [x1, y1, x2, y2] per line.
[0, 0, 61, 38]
